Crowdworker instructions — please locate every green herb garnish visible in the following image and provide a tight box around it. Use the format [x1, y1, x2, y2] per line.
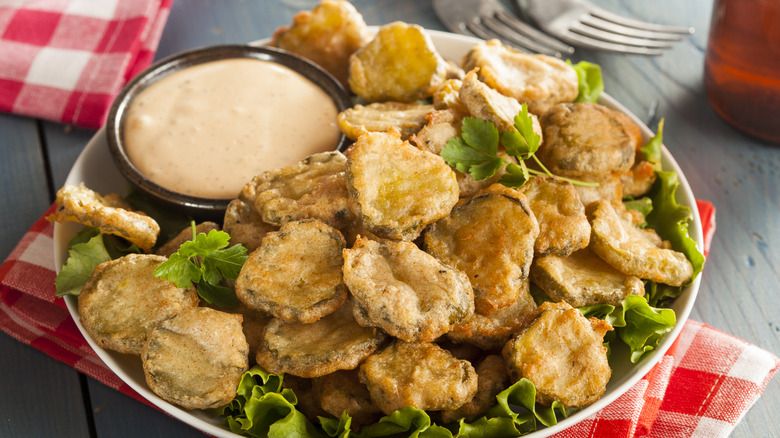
[153, 222, 247, 308]
[440, 104, 597, 189]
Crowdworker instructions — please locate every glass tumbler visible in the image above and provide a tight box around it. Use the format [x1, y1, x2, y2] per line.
[704, 0, 780, 144]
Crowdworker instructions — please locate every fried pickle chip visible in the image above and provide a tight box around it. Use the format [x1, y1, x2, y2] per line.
[462, 39, 578, 115]
[250, 151, 357, 230]
[440, 354, 510, 423]
[446, 279, 536, 350]
[531, 248, 645, 307]
[78, 254, 199, 355]
[223, 198, 277, 253]
[459, 69, 542, 135]
[424, 184, 539, 315]
[620, 160, 658, 198]
[538, 102, 642, 178]
[313, 369, 383, 426]
[432, 78, 468, 113]
[574, 173, 624, 208]
[48, 183, 159, 251]
[156, 221, 220, 257]
[588, 200, 694, 286]
[346, 130, 459, 241]
[359, 340, 478, 415]
[520, 176, 590, 257]
[235, 219, 347, 323]
[338, 101, 434, 140]
[502, 301, 612, 408]
[343, 237, 474, 342]
[271, 0, 371, 88]
[348, 21, 454, 102]
[255, 302, 388, 378]
[142, 307, 249, 410]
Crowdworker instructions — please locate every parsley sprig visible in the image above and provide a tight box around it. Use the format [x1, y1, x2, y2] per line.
[154, 223, 247, 308]
[440, 104, 597, 188]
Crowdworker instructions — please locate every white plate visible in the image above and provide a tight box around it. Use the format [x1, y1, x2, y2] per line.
[54, 29, 703, 438]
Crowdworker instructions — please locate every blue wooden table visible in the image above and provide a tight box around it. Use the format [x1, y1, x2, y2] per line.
[1, 0, 778, 436]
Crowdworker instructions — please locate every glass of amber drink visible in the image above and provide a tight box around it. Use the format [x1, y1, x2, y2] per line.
[704, 0, 780, 144]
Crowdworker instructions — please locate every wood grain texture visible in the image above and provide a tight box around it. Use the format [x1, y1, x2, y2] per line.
[0, 0, 778, 437]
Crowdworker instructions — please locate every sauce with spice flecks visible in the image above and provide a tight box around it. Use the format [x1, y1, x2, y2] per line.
[124, 58, 341, 199]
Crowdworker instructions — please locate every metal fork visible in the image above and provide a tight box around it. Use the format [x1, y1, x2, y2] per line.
[523, 0, 694, 55]
[432, 0, 576, 58]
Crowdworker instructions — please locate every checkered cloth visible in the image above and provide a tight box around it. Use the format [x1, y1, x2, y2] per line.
[1, 200, 778, 437]
[0, 0, 172, 129]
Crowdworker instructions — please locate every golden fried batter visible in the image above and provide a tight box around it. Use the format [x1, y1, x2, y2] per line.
[255, 302, 387, 378]
[313, 369, 382, 426]
[142, 307, 249, 410]
[574, 173, 624, 208]
[424, 184, 539, 315]
[459, 69, 541, 135]
[359, 341, 478, 415]
[346, 130, 459, 241]
[348, 21, 454, 102]
[223, 198, 277, 253]
[502, 301, 612, 408]
[250, 151, 357, 230]
[531, 248, 645, 307]
[338, 101, 434, 141]
[446, 279, 536, 350]
[235, 219, 347, 323]
[620, 160, 658, 198]
[271, 0, 371, 88]
[156, 221, 220, 257]
[48, 183, 159, 251]
[440, 354, 510, 423]
[78, 254, 199, 355]
[588, 200, 694, 286]
[462, 39, 578, 115]
[520, 176, 590, 257]
[432, 78, 468, 113]
[538, 102, 642, 178]
[343, 237, 474, 342]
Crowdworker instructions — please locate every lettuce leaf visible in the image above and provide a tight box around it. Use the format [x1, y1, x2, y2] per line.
[219, 368, 571, 438]
[580, 295, 676, 363]
[568, 60, 603, 103]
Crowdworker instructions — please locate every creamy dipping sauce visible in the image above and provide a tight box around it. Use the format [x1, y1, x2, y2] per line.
[124, 58, 341, 199]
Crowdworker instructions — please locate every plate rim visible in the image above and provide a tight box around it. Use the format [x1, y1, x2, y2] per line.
[54, 28, 703, 438]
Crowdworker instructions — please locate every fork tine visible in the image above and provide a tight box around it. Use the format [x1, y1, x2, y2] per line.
[588, 6, 694, 35]
[580, 15, 685, 41]
[465, 18, 530, 53]
[558, 29, 664, 55]
[481, 16, 567, 57]
[494, 11, 575, 55]
[570, 21, 675, 49]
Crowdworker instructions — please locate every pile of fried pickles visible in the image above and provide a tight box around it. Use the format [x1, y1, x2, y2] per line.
[50, 0, 699, 434]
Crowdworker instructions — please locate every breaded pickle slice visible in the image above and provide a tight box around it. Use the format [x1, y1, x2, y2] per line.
[78, 254, 199, 355]
[446, 279, 536, 350]
[48, 183, 159, 251]
[255, 303, 388, 378]
[271, 0, 371, 88]
[573, 173, 623, 208]
[620, 160, 657, 198]
[346, 130, 459, 241]
[440, 354, 510, 423]
[249, 151, 357, 230]
[343, 237, 474, 342]
[313, 369, 382, 426]
[520, 176, 590, 257]
[348, 21, 455, 102]
[531, 248, 645, 307]
[338, 101, 434, 140]
[588, 200, 694, 287]
[462, 39, 578, 115]
[432, 78, 468, 113]
[459, 69, 542, 136]
[424, 184, 539, 315]
[142, 307, 249, 410]
[359, 341, 478, 415]
[502, 301, 612, 408]
[235, 219, 347, 323]
[538, 102, 642, 178]
[223, 198, 277, 253]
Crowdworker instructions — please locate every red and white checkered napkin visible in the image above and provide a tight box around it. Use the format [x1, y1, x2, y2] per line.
[0, 0, 172, 129]
[1, 201, 778, 437]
